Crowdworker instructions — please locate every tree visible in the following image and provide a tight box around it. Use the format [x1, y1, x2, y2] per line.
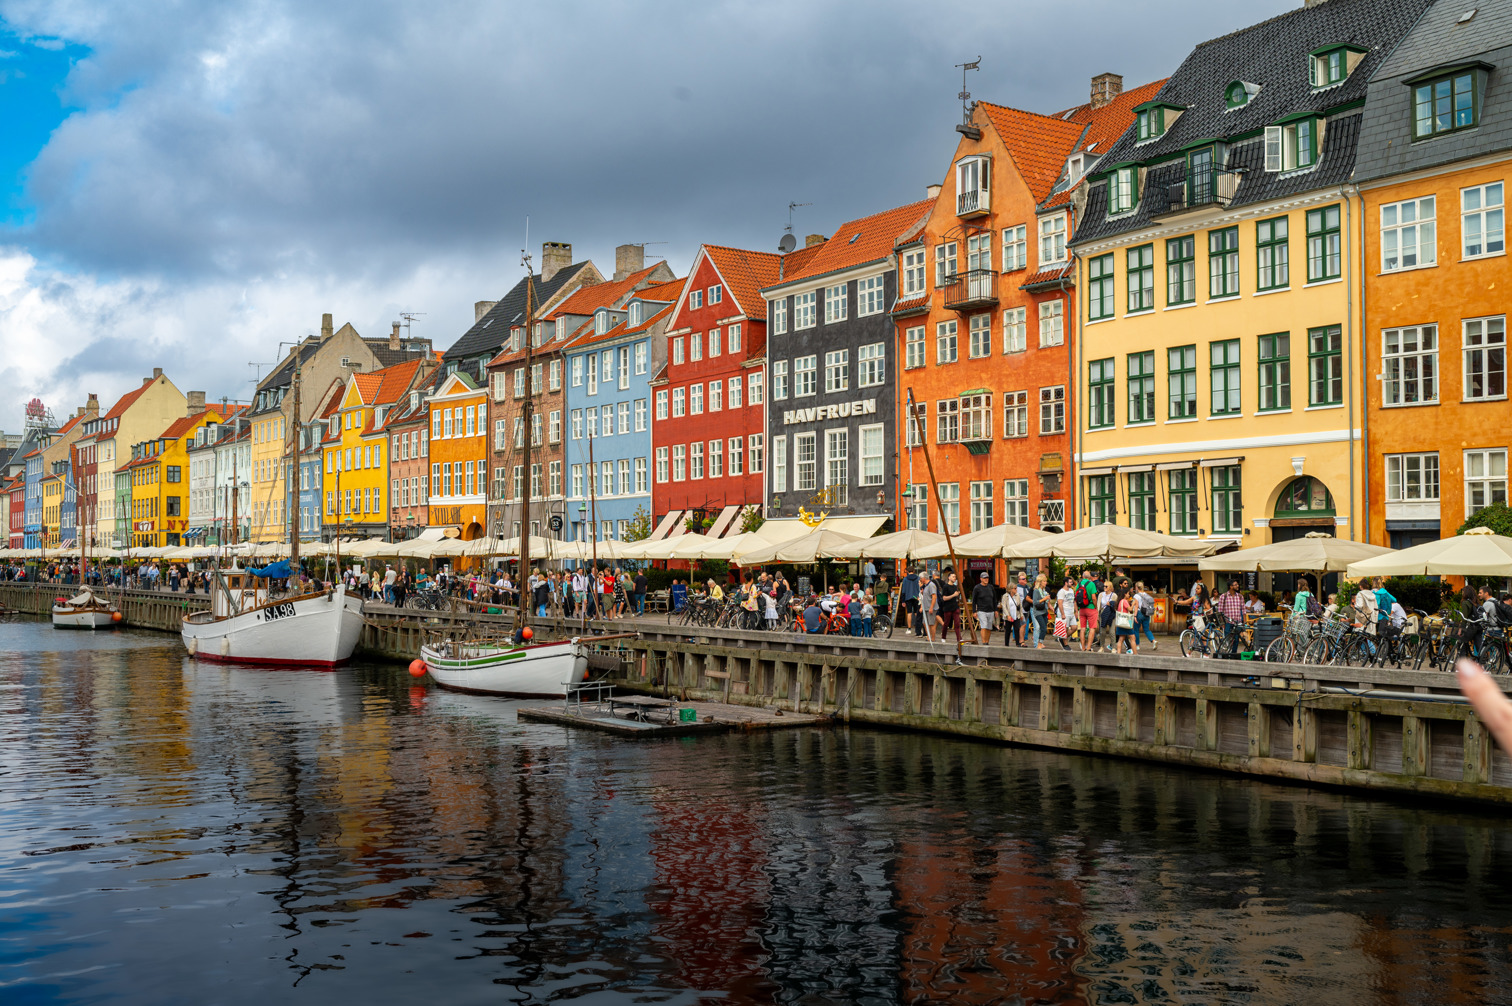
[623, 504, 653, 542]
[1458, 502, 1512, 537]
[738, 504, 765, 535]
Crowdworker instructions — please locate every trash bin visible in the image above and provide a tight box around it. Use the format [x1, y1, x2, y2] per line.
[678, 707, 697, 723]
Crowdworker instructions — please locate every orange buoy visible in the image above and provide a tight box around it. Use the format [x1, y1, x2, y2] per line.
[408, 659, 427, 678]
[111, 611, 123, 622]
[521, 626, 533, 641]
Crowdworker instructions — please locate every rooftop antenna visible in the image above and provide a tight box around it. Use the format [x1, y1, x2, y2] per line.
[635, 240, 669, 262]
[399, 312, 426, 340]
[779, 201, 810, 254]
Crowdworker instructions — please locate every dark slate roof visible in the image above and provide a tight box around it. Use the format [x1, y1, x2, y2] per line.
[1073, 0, 1432, 245]
[1357, 1, 1512, 183]
[261, 338, 321, 393]
[442, 261, 594, 362]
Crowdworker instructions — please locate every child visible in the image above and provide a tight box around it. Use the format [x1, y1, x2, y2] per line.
[861, 592, 875, 637]
[764, 589, 780, 630]
[847, 594, 864, 636]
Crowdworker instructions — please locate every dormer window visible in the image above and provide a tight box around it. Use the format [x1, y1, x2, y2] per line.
[1066, 153, 1086, 185]
[594, 311, 608, 335]
[1107, 166, 1138, 215]
[1224, 81, 1259, 109]
[1310, 45, 1366, 89]
[1408, 63, 1488, 139]
[1265, 115, 1322, 172]
[956, 155, 990, 215]
[1134, 102, 1182, 142]
[556, 318, 567, 339]
[629, 302, 642, 326]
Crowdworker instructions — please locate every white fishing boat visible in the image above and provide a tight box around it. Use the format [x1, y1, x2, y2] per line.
[182, 568, 365, 667]
[51, 587, 121, 629]
[419, 636, 589, 697]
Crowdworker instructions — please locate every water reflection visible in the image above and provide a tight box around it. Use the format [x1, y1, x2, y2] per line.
[3, 620, 1512, 1003]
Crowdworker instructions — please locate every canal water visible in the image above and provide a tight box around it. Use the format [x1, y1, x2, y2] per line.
[4, 622, 1512, 1005]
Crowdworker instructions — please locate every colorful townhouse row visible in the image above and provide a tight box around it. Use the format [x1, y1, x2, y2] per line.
[6, 0, 1508, 566]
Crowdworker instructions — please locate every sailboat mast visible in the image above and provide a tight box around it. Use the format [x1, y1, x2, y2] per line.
[287, 348, 302, 574]
[516, 257, 536, 632]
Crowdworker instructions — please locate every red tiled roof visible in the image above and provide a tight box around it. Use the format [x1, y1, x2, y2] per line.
[360, 359, 427, 434]
[769, 198, 936, 288]
[1020, 265, 1073, 288]
[573, 303, 674, 350]
[699, 245, 784, 319]
[545, 263, 660, 322]
[976, 103, 1088, 203]
[56, 413, 84, 437]
[159, 413, 210, 441]
[351, 373, 382, 402]
[636, 277, 685, 303]
[1059, 79, 1167, 155]
[890, 291, 931, 316]
[102, 382, 153, 422]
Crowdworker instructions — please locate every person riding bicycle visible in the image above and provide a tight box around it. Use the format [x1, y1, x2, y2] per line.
[1213, 580, 1248, 652]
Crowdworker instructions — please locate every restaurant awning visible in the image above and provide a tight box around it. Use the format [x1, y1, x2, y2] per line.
[706, 504, 741, 538]
[649, 510, 683, 540]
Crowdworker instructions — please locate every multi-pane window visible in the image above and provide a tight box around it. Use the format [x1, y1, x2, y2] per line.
[860, 424, 884, 485]
[1464, 316, 1507, 400]
[1089, 358, 1115, 429]
[772, 360, 788, 399]
[1108, 166, 1137, 215]
[749, 372, 763, 404]
[1088, 253, 1115, 320]
[749, 433, 763, 473]
[690, 384, 704, 415]
[907, 484, 928, 530]
[1386, 453, 1439, 502]
[1003, 391, 1028, 438]
[1002, 307, 1026, 353]
[771, 436, 786, 492]
[824, 283, 848, 324]
[690, 442, 703, 480]
[825, 350, 849, 393]
[1306, 205, 1341, 281]
[708, 330, 721, 358]
[672, 387, 685, 417]
[936, 399, 960, 443]
[934, 242, 958, 286]
[772, 300, 787, 335]
[1466, 449, 1508, 515]
[858, 343, 885, 387]
[689, 334, 702, 362]
[1169, 468, 1199, 534]
[634, 398, 647, 431]
[708, 441, 722, 478]
[794, 292, 816, 329]
[1208, 227, 1239, 298]
[938, 482, 960, 535]
[1166, 236, 1195, 305]
[1039, 385, 1065, 434]
[1003, 479, 1029, 526]
[1309, 325, 1343, 405]
[1210, 339, 1241, 414]
[794, 355, 818, 396]
[825, 430, 848, 503]
[1463, 183, 1505, 258]
[937, 320, 958, 364]
[858, 276, 884, 316]
[729, 377, 742, 409]
[729, 438, 742, 477]
[1382, 325, 1438, 406]
[1039, 300, 1064, 347]
[633, 343, 646, 375]
[1256, 217, 1289, 290]
[961, 392, 992, 440]
[1087, 474, 1116, 525]
[1258, 333, 1291, 412]
[1128, 351, 1155, 424]
[1168, 345, 1197, 419]
[1001, 225, 1027, 271]
[968, 314, 991, 358]
[1382, 196, 1436, 271]
[795, 433, 817, 491]
[672, 337, 685, 365]
[729, 324, 741, 353]
[1127, 245, 1154, 313]
[1039, 213, 1067, 264]
[655, 390, 668, 420]
[618, 401, 631, 432]
[1211, 466, 1242, 533]
[905, 326, 926, 369]
[905, 402, 927, 446]
[672, 444, 686, 481]
[1128, 472, 1156, 531]
[970, 481, 993, 531]
[902, 249, 927, 296]
[1415, 70, 1478, 139]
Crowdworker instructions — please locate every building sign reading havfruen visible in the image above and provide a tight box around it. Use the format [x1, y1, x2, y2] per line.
[782, 399, 878, 425]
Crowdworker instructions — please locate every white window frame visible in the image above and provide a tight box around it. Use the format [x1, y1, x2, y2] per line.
[1003, 478, 1029, 526]
[1381, 196, 1437, 272]
[905, 325, 925, 370]
[824, 350, 849, 393]
[794, 291, 817, 330]
[1039, 385, 1065, 434]
[936, 320, 958, 364]
[1001, 225, 1027, 271]
[968, 313, 991, 359]
[1385, 452, 1439, 503]
[749, 371, 764, 404]
[970, 480, 993, 531]
[934, 242, 958, 287]
[1038, 213, 1067, 265]
[1465, 448, 1508, 516]
[859, 423, 884, 486]
[1002, 307, 1026, 354]
[655, 389, 668, 420]
[1039, 299, 1064, 347]
[772, 360, 788, 400]
[1464, 316, 1507, 401]
[772, 299, 788, 334]
[1382, 324, 1438, 407]
[1463, 182, 1506, 260]
[771, 435, 787, 493]
[858, 343, 885, 387]
[902, 248, 926, 296]
[794, 355, 818, 397]
[1003, 390, 1028, 438]
[824, 283, 848, 324]
[794, 432, 817, 491]
[857, 276, 884, 316]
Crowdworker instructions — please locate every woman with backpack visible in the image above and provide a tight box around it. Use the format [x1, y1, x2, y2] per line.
[1030, 572, 1051, 649]
[1096, 580, 1119, 652]
[1114, 586, 1139, 655]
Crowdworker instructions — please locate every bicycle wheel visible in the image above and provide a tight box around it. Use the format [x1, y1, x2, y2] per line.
[1479, 641, 1506, 674]
[874, 613, 894, 639]
[1301, 637, 1332, 665]
[1264, 635, 1295, 664]
[1179, 628, 1209, 658]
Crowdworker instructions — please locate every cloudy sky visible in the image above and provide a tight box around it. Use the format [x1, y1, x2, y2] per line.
[0, 0, 1293, 430]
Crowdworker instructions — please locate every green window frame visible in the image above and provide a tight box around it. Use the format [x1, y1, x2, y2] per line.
[1208, 227, 1239, 298]
[1168, 468, 1198, 535]
[1306, 205, 1341, 282]
[1225, 81, 1250, 109]
[1137, 107, 1163, 141]
[1108, 167, 1137, 214]
[1414, 71, 1479, 139]
[1308, 325, 1343, 406]
[1210, 339, 1241, 415]
[1166, 235, 1195, 305]
[1088, 253, 1115, 321]
[1168, 345, 1197, 419]
[1211, 465, 1242, 534]
[1088, 474, 1116, 525]
[1258, 332, 1291, 412]
[1188, 146, 1215, 205]
[1128, 350, 1155, 424]
[1256, 216, 1289, 290]
[1313, 49, 1346, 87]
[1089, 358, 1116, 429]
[1128, 471, 1156, 531]
[1127, 245, 1154, 312]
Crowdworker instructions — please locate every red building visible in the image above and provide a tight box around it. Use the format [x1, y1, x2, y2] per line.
[650, 243, 819, 538]
[3, 476, 20, 550]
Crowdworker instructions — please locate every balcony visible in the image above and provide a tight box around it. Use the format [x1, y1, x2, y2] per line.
[1158, 170, 1241, 217]
[942, 269, 999, 312]
[957, 186, 990, 217]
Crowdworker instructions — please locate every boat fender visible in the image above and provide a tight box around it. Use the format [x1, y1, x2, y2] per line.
[220, 637, 231, 657]
[186, 637, 197, 656]
[408, 659, 427, 678]
[111, 611, 122, 622]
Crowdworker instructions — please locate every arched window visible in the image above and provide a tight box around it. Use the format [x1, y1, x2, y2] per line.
[1275, 476, 1335, 517]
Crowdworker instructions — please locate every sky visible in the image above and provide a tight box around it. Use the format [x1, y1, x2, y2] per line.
[0, 0, 1296, 431]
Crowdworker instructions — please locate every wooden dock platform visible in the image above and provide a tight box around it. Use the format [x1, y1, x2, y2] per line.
[517, 695, 827, 739]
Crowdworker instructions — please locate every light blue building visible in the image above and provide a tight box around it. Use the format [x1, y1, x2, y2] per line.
[561, 277, 680, 551]
[23, 447, 44, 548]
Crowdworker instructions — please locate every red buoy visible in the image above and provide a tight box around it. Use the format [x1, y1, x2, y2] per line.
[408, 659, 427, 678]
[111, 611, 123, 623]
[55, 597, 66, 605]
[521, 626, 533, 641]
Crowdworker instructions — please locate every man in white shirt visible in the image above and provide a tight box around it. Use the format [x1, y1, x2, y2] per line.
[1055, 576, 1077, 649]
[383, 564, 397, 604]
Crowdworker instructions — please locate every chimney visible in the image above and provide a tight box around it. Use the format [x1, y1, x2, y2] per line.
[805, 234, 826, 248]
[1090, 72, 1124, 110]
[187, 391, 206, 412]
[153, 367, 163, 380]
[474, 300, 497, 323]
[321, 312, 334, 341]
[390, 322, 402, 351]
[541, 241, 571, 282]
[86, 393, 99, 413]
[926, 183, 942, 201]
[614, 243, 645, 281]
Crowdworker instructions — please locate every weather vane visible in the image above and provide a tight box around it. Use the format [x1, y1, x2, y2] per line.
[956, 57, 981, 125]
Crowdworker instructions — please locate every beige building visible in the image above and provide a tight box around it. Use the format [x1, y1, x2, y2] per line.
[89, 370, 188, 548]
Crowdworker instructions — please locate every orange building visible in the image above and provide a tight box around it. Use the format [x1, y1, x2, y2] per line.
[427, 371, 490, 541]
[1356, 6, 1512, 546]
[894, 74, 1159, 554]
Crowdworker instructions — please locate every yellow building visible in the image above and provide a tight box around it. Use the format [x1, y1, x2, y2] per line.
[1064, 3, 1421, 572]
[321, 358, 428, 540]
[124, 409, 230, 548]
[42, 470, 63, 548]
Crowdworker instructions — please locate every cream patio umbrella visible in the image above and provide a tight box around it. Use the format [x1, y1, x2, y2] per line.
[689, 531, 774, 562]
[823, 527, 947, 560]
[999, 523, 1222, 561]
[634, 532, 712, 560]
[1346, 526, 1512, 578]
[1201, 531, 1392, 573]
[913, 523, 1052, 559]
[735, 528, 862, 566]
